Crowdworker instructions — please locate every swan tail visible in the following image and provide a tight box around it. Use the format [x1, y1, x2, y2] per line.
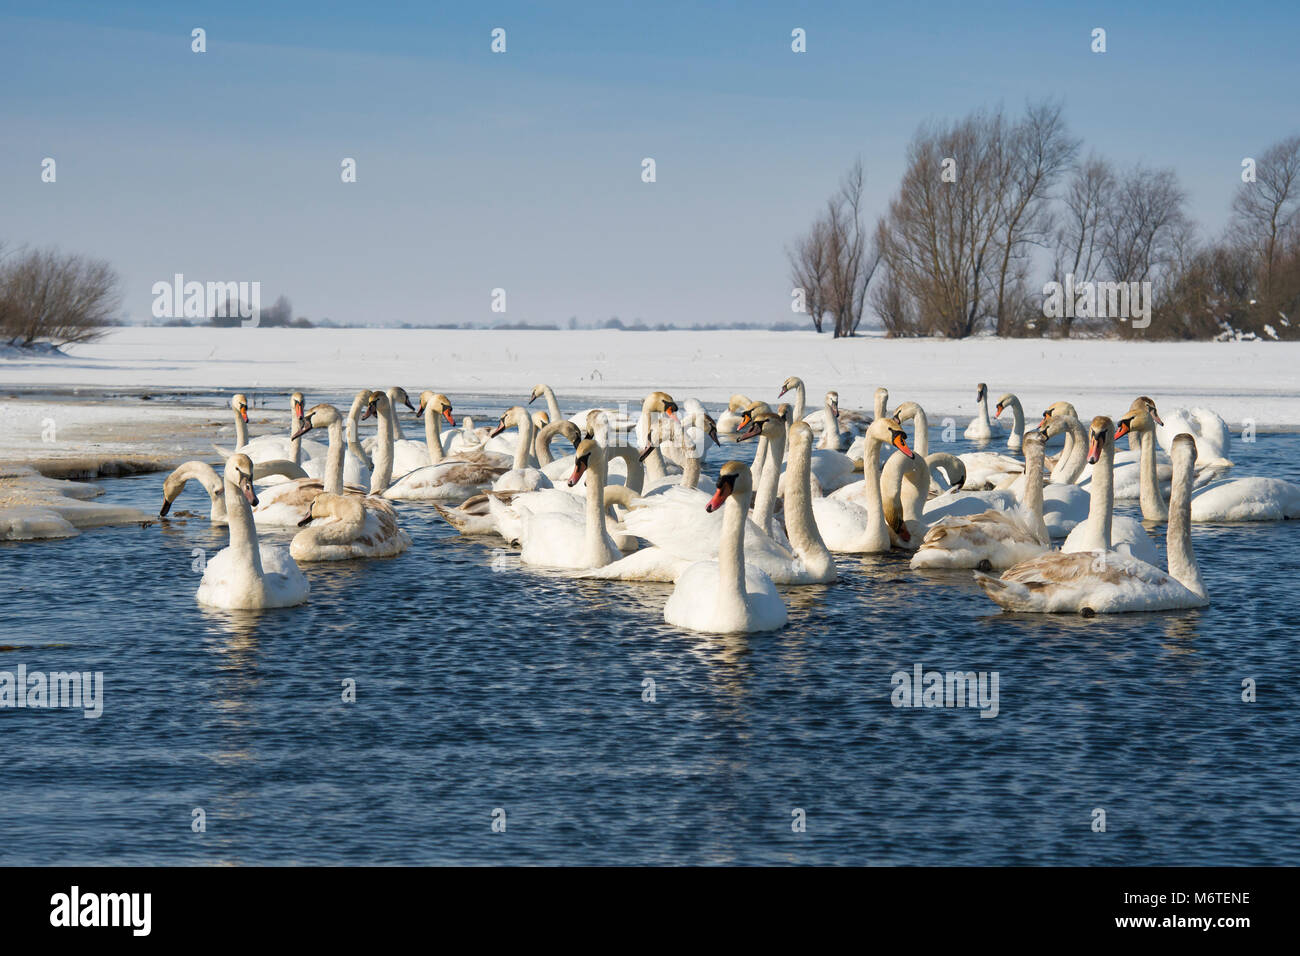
[974, 571, 1028, 609]
[433, 503, 496, 536]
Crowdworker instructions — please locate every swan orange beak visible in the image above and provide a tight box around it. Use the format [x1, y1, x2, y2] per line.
[995, 403, 1004, 416]
[292, 400, 303, 419]
[1036, 414, 1051, 430]
[361, 402, 377, 421]
[238, 405, 249, 423]
[568, 457, 589, 488]
[706, 481, 733, 513]
[443, 408, 456, 427]
[664, 404, 679, 424]
[736, 420, 763, 442]
[1087, 437, 1103, 464]
[891, 432, 915, 459]
[1114, 419, 1132, 441]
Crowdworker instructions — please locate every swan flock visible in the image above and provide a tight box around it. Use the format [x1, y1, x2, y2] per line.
[145, 378, 1299, 629]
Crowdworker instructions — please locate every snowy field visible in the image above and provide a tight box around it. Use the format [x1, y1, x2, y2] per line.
[2, 327, 1299, 469]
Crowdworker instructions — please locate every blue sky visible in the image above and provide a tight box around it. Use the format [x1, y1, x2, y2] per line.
[2, 0, 1298, 326]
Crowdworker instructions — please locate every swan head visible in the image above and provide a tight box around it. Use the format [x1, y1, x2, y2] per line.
[736, 410, 783, 444]
[528, 384, 550, 405]
[737, 400, 773, 432]
[532, 410, 550, 430]
[778, 376, 802, 397]
[416, 391, 456, 426]
[1132, 396, 1164, 426]
[868, 416, 915, 459]
[1037, 400, 1078, 431]
[360, 390, 390, 421]
[224, 454, 259, 507]
[702, 413, 719, 446]
[976, 383, 987, 402]
[567, 439, 605, 487]
[893, 400, 923, 423]
[644, 391, 680, 424]
[387, 386, 416, 415]
[231, 393, 250, 422]
[1086, 416, 1114, 465]
[995, 393, 1017, 417]
[291, 403, 340, 439]
[298, 491, 363, 527]
[706, 461, 753, 513]
[1115, 399, 1158, 441]
[290, 391, 305, 421]
[491, 406, 526, 438]
[727, 394, 753, 413]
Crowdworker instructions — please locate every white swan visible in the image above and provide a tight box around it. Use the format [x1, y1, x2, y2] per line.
[963, 383, 1004, 441]
[1155, 406, 1232, 466]
[488, 405, 553, 492]
[519, 439, 623, 571]
[663, 461, 787, 634]
[976, 434, 1209, 614]
[383, 392, 508, 501]
[811, 416, 915, 553]
[1060, 416, 1160, 565]
[528, 383, 638, 438]
[195, 455, 310, 610]
[291, 492, 411, 562]
[995, 393, 1025, 451]
[911, 430, 1051, 571]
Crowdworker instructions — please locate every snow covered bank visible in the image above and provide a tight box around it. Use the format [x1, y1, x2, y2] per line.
[2, 326, 1299, 428]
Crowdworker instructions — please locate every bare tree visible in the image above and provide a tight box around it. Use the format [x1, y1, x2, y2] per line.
[990, 101, 1079, 335]
[1232, 136, 1300, 292]
[788, 219, 832, 333]
[787, 159, 880, 336]
[0, 246, 122, 347]
[1051, 155, 1116, 336]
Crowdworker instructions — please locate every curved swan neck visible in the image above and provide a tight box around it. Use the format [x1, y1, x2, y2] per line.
[718, 484, 750, 620]
[424, 404, 446, 465]
[584, 453, 610, 566]
[234, 406, 249, 449]
[324, 419, 345, 495]
[1055, 417, 1087, 484]
[165, 462, 225, 522]
[912, 406, 930, 458]
[1007, 398, 1024, 446]
[1166, 445, 1206, 597]
[540, 385, 562, 424]
[791, 381, 806, 421]
[1021, 441, 1049, 544]
[1085, 437, 1114, 548]
[224, 473, 264, 579]
[785, 434, 833, 576]
[513, 411, 535, 471]
[347, 393, 373, 470]
[858, 434, 890, 546]
[818, 396, 839, 450]
[369, 397, 394, 494]
[753, 427, 785, 533]
[1138, 425, 1168, 521]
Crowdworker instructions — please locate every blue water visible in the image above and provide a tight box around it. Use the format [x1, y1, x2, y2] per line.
[2, 394, 1298, 865]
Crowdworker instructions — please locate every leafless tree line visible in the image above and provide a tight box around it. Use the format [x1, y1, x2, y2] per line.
[0, 243, 122, 347]
[791, 102, 1300, 340]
